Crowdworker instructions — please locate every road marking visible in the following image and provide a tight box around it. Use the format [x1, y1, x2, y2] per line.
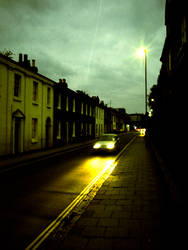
[25, 135, 137, 250]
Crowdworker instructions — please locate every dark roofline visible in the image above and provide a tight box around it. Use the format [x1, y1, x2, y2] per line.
[0, 53, 56, 84]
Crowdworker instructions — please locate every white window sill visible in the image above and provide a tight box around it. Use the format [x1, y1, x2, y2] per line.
[32, 101, 39, 106]
[13, 97, 22, 102]
[32, 138, 38, 144]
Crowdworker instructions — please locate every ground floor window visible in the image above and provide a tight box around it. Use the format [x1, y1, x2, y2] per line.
[72, 122, 76, 137]
[89, 124, 92, 136]
[32, 118, 38, 139]
[57, 121, 61, 139]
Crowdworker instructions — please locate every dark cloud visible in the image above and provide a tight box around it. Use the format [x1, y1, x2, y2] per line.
[0, 0, 166, 113]
[0, 0, 59, 12]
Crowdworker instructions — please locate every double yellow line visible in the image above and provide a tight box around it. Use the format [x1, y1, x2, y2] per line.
[25, 135, 136, 250]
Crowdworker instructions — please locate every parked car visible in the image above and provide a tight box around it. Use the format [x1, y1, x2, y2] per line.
[92, 134, 120, 153]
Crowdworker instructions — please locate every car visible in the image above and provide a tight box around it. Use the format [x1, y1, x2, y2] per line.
[92, 134, 120, 153]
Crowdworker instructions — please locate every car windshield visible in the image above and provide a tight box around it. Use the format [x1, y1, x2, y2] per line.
[98, 135, 116, 141]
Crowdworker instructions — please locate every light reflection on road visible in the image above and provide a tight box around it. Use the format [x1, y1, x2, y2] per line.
[42, 155, 116, 196]
[82, 156, 115, 179]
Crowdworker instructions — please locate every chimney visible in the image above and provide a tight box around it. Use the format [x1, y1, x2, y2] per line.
[31, 59, 38, 73]
[62, 78, 68, 88]
[32, 59, 35, 67]
[24, 54, 28, 63]
[59, 78, 68, 88]
[19, 53, 22, 63]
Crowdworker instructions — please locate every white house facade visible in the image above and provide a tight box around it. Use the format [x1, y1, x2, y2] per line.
[0, 54, 54, 156]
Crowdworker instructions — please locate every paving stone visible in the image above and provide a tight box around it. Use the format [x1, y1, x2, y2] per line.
[98, 218, 119, 227]
[42, 137, 177, 250]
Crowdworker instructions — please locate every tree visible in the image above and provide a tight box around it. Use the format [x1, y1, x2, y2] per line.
[0, 49, 14, 58]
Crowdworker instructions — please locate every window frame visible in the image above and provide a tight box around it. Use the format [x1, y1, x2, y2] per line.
[32, 118, 38, 142]
[33, 81, 38, 102]
[14, 74, 21, 98]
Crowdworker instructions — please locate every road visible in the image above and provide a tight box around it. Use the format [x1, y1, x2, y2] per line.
[0, 132, 136, 249]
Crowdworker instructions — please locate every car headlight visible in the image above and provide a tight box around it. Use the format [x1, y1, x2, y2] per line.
[93, 143, 101, 149]
[107, 143, 115, 149]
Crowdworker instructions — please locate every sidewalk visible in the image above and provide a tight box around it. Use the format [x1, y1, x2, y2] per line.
[39, 136, 185, 250]
[0, 140, 96, 173]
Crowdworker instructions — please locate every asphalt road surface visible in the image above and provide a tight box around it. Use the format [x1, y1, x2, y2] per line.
[0, 132, 136, 249]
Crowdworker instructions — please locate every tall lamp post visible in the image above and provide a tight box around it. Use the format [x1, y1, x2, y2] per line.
[137, 48, 148, 115]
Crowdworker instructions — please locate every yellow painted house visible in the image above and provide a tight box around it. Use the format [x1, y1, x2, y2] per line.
[0, 53, 54, 155]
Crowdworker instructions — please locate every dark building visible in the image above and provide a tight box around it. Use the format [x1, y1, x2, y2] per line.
[148, 0, 188, 193]
[128, 113, 145, 130]
[104, 106, 113, 133]
[115, 108, 128, 132]
[76, 90, 95, 141]
[53, 80, 95, 146]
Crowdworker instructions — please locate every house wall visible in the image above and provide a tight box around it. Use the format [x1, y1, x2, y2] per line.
[0, 54, 54, 156]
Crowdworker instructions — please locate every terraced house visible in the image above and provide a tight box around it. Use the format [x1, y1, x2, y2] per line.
[0, 53, 129, 156]
[53, 81, 95, 146]
[0, 53, 54, 156]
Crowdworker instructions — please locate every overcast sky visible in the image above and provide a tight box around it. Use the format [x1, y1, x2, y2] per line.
[0, 0, 166, 113]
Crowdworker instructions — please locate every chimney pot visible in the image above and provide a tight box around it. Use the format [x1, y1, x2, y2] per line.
[19, 53, 22, 63]
[32, 59, 35, 67]
[24, 54, 28, 62]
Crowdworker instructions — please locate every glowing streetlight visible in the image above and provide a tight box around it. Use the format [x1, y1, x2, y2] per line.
[137, 47, 148, 115]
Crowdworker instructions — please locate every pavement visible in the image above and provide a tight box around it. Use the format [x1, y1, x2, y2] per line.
[35, 135, 186, 250]
[0, 135, 186, 249]
[0, 140, 96, 174]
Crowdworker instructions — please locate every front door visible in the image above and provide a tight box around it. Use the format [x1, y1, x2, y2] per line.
[14, 118, 21, 154]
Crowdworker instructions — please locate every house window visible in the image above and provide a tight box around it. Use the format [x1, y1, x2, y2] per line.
[81, 102, 84, 114]
[90, 106, 92, 116]
[89, 124, 92, 135]
[47, 87, 51, 106]
[81, 122, 83, 135]
[72, 122, 76, 137]
[14, 74, 21, 97]
[32, 118, 37, 139]
[57, 93, 61, 109]
[57, 121, 61, 138]
[182, 16, 187, 44]
[33, 81, 38, 101]
[86, 104, 88, 115]
[66, 96, 69, 111]
[73, 98, 75, 112]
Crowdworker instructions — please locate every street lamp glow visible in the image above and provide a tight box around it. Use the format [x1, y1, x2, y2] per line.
[137, 47, 147, 57]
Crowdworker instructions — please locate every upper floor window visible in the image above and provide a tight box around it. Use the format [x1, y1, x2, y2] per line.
[181, 16, 187, 44]
[66, 96, 69, 111]
[90, 106, 92, 116]
[14, 74, 21, 97]
[47, 87, 51, 106]
[81, 102, 84, 114]
[73, 98, 76, 112]
[33, 81, 38, 102]
[57, 93, 61, 109]
[86, 104, 88, 115]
